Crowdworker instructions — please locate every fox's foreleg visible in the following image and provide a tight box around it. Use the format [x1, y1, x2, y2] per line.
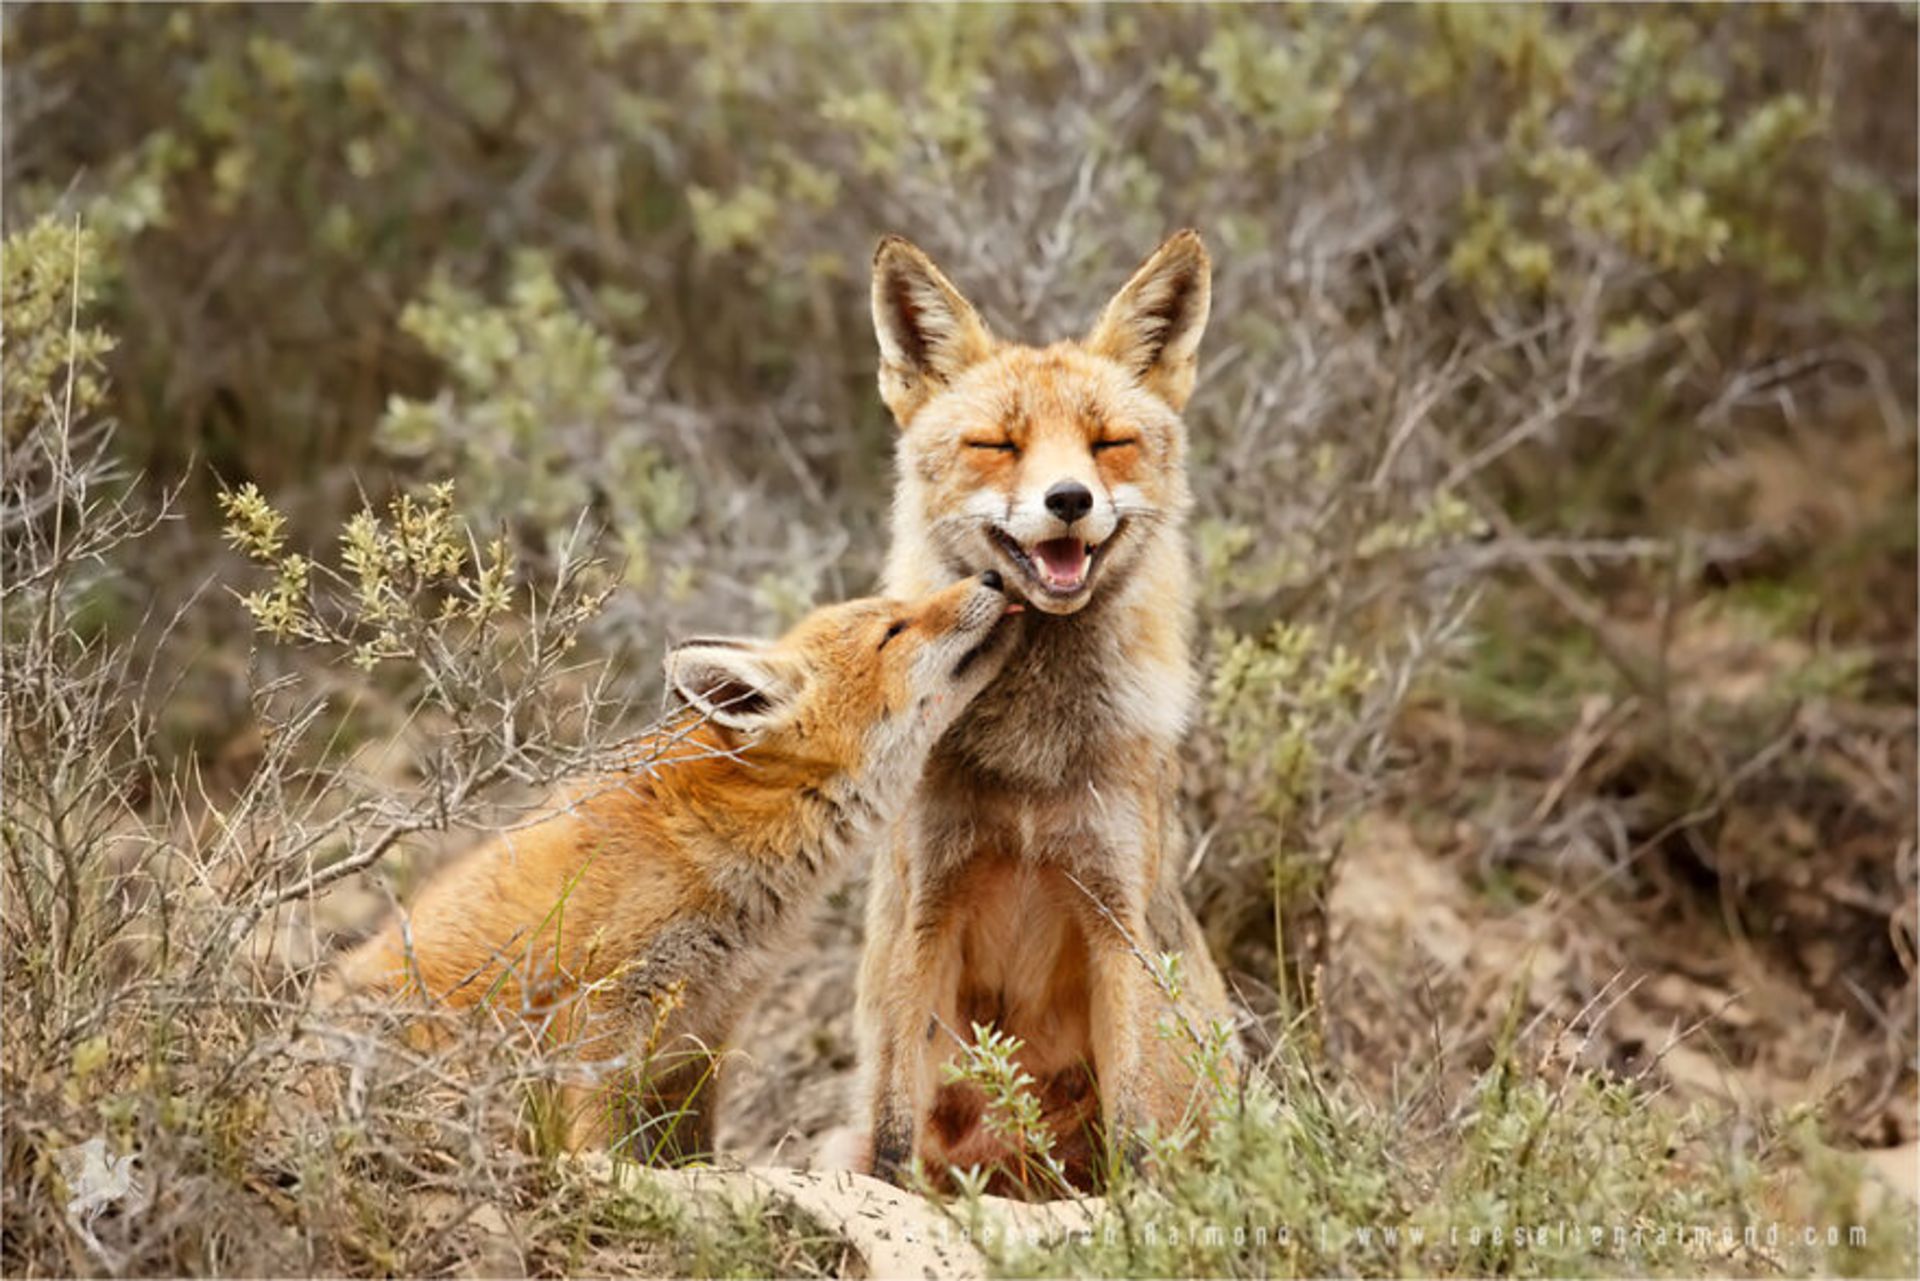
[1067, 856, 1157, 1170]
[862, 858, 966, 1186]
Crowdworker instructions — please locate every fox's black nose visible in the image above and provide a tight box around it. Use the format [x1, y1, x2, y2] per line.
[1044, 480, 1093, 525]
[979, 569, 1003, 593]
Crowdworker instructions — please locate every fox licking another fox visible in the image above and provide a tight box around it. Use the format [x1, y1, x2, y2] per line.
[326, 233, 1234, 1188]
[327, 573, 1018, 1158]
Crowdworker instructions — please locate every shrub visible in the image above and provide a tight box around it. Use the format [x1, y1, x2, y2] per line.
[0, 219, 820, 1276]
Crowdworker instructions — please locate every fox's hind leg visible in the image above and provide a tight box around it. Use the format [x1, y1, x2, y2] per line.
[853, 844, 909, 1180]
[561, 992, 724, 1164]
[560, 1049, 721, 1163]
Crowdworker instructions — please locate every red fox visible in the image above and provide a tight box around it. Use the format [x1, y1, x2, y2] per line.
[327, 573, 1018, 1160]
[850, 231, 1237, 1193]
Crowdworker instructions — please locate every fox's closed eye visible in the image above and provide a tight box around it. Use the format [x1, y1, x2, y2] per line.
[965, 439, 1018, 453]
[877, 619, 909, 651]
[1091, 438, 1137, 453]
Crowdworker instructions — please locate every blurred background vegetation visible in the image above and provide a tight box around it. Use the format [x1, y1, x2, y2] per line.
[3, 3, 1915, 1275]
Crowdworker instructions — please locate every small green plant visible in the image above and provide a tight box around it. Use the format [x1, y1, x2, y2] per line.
[1203, 620, 1379, 1019]
[938, 1022, 1074, 1200]
[994, 1028, 1917, 1280]
[221, 479, 546, 669]
[1, 216, 116, 446]
[376, 256, 692, 585]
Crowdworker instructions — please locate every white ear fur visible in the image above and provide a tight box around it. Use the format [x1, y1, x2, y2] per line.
[664, 640, 798, 732]
[871, 235, 996, 426]
[1085, 229, 1212, 411]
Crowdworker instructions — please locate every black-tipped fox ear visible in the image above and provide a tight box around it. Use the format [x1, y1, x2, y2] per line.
[1085, 230, 1212, 411]
[871, 236, 996, 427]
[664, 640, 798, 733]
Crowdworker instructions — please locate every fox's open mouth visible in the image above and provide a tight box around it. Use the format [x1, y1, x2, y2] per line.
[986, 523, 1124, 600]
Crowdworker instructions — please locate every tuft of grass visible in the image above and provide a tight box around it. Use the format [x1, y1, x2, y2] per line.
[985, 1031, 1917, 1279]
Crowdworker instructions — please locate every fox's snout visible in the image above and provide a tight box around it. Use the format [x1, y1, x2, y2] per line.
[914, 569, 1010, 639]
[905, 570, 1017, 692]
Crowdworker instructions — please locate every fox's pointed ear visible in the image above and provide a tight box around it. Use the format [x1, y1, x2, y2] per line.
[871, 236, 995, 426]
[1085, 229, 1212, 411]
[664, 640, 799, 734]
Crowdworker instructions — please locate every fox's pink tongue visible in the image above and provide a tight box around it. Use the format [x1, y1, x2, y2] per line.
[1031, 538, 1088, 591]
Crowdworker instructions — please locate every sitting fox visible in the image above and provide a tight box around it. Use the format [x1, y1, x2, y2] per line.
[850, 231, 1237, 1193]
[327, 573, 1018, 1159]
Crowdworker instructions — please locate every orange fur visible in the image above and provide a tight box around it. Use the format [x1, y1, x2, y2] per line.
[329, 575, 1018, 1159]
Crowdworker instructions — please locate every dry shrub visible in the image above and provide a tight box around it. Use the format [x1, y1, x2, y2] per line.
[0, 221, 845, 1276]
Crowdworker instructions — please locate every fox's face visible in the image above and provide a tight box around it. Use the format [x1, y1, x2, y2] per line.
[663, 572, 1017, 785]
[872, 232, 1210, 615]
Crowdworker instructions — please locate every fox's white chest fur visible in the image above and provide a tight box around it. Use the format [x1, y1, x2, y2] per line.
[930, 589, 1191, 790]
[888, 516, 1196, 792]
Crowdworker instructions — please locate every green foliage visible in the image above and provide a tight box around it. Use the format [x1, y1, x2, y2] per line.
[1410, 5, 1913, 317]
[376, 256, 692, 584]
[995, 1044, 1916, 1279]
[1, 216, 115, 444]
[1208, 622, 1376, 844]
[6, 4, 1909, 492]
